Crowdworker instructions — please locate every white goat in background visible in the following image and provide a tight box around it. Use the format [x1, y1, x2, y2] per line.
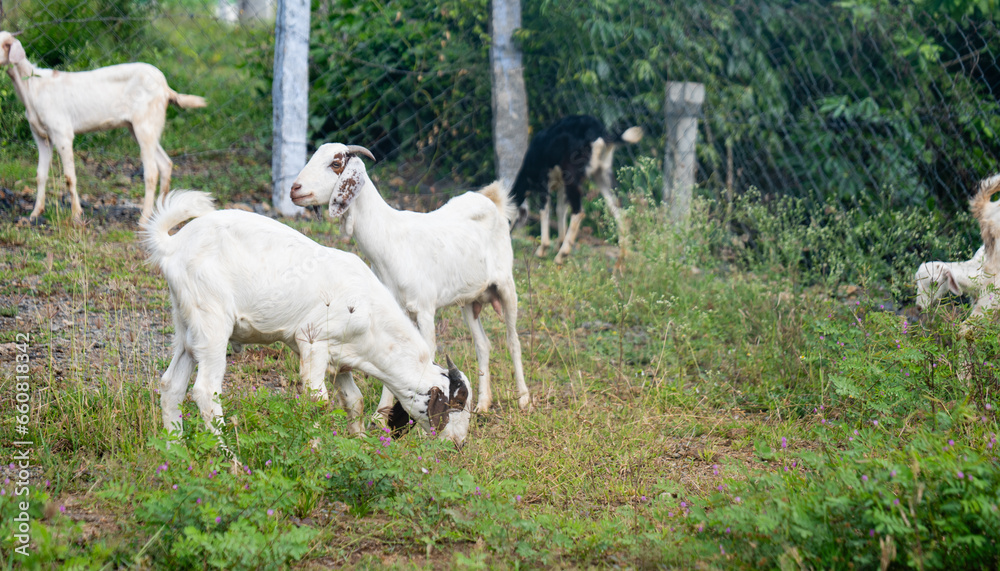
[914, 246, 985, 312]
[0, 31, 207, 224]
[141, 190, 473, 449]
[290, 143, 530, 423]
[963, 173, 1000, 335]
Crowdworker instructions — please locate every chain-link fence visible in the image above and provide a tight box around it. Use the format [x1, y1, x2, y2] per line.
[1, 0, 997, 213]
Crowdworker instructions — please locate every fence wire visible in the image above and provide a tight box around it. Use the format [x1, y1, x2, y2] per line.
[0, 0, 997, 213]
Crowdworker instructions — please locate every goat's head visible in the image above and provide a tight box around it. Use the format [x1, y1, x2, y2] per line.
[0, 32, 26, 67]
[915, 261, 961, 312]
[404, 356, 472, 449]
[290, 143, 375, 219]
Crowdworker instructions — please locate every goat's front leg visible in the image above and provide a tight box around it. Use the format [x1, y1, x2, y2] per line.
[461, 304, 493, 413]
[298, 337, 330, 401]
[535, 195, 552, 258]
[29, 133, 53, 221]
[333, 370, 365, 435]
[598, 184, 629, 258]
[52, 136, 82, 223]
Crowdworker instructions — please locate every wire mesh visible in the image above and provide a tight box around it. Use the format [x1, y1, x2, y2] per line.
[0, 0, 997, 213]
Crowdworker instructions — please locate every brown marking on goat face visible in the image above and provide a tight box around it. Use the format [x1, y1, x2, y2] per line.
[328, 152, 348, 175]
[426, 386, 450, 431]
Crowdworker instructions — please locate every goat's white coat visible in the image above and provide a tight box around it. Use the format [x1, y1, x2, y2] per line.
[291, 143, 530, 417]
[914, 246, 986, 311]
[0, 31, 206, 224]
[960, 174, 1000, 335]
[142, 190, 472, 447]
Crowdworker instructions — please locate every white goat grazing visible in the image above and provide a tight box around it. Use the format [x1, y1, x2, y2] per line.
[915, 246, 986, 311]
[141, 190, 473, 448]
[0, 31, 207, 224]
[290, 143, 530, 421]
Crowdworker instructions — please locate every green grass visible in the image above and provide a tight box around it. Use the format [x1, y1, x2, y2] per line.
[1, 193, 998, 569]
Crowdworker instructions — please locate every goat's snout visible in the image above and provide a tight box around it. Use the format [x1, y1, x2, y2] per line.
[289, 182, 310, 205]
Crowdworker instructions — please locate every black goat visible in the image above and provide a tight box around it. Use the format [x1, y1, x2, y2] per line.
[511, 115, 643, 264]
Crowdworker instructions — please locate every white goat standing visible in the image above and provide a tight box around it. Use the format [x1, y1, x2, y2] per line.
[290, 143, 530, 420]
[0, 31, 207, 224]
[141, 190, 473, 448]
[914, 246, 986, 312]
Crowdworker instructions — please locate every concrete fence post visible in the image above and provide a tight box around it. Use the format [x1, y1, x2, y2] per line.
[490, 0, 529, 186]
[662, 81, 705, 224]
[271, 0, 309, 217]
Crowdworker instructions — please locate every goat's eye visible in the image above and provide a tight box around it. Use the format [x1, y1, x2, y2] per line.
[330, 160, 342, 170]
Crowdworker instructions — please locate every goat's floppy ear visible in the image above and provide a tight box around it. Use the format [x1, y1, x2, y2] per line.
[945, 270, 963, 296]
[328, 156, 366, 219]
[7, 38, 25, 64]
[426, 386, 450, 432]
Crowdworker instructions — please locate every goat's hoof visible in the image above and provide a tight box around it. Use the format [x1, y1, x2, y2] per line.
[534, 245, 548, 258]
[474, 402, 492, 414]
[518, 394, 532, 412]
[21, 215, 45, 227]
[554, 253, 568, 265]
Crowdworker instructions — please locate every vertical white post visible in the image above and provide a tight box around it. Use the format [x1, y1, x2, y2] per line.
[272, 0, 309, 217]
[663, 81, 705, 224]
[490, 0, 529, 186]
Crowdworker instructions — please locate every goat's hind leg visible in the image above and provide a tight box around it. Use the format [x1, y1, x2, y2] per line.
[461, 304, 494, 413]
[134, 121, 167, 224]
[497, 282, 530, 411]
[160, 340, 195, 445]
[555, 184, 585, 265]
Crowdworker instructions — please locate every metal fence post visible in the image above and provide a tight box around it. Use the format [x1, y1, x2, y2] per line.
[663, 81, 705, 224]
[271, 0, 309, 217]
[490, 0, 529, 186]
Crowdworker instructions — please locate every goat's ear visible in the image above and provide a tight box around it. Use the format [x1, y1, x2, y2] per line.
[328, 156, 366, 219]
[945, 270, 963, 296]
[426, 386, 450, 432]
[8, 38, 25, 64]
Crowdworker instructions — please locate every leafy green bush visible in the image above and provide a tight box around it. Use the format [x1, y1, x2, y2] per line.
[724, 187, 979, 296]
[691, 418, 1000, 569]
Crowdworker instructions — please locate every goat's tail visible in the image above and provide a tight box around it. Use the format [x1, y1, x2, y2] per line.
[616, 126, 644, 145]
[971, 173, 1000, 253]
[141, 190, 215, 266]
[169, 90, 208, 109]
[478, 181, 518, 224]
